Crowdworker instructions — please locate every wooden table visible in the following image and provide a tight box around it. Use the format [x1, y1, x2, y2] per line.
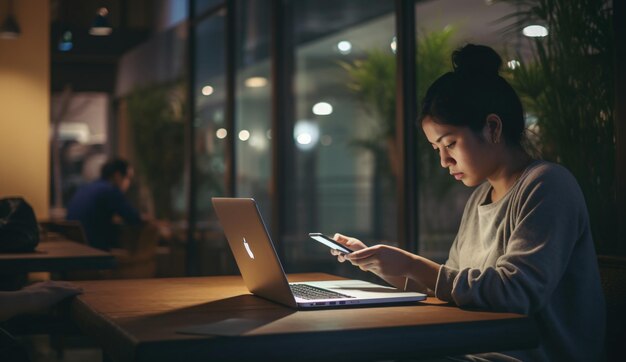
[70, 273, 538, 361]
[0, 239, 117, 332]
[0, 239, 116, 274]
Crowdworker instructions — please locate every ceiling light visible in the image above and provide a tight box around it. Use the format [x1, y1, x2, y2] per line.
[216, 128, 227, 139]
[390, 36, 397, 54]
[89, 7, 112, 36]
[245, 77, 268, 88]
[294, 121, 319, 151]
[202, 85, 214, 96]
[238, 130, 250, 141]
[337, 40, 352, 54]
[522, 25, 548, 38]
[0, 0, 20, 39]
[312, 102, 333, 116]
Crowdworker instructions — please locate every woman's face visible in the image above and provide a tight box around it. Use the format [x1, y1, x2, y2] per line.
[421, 116, 498, 187]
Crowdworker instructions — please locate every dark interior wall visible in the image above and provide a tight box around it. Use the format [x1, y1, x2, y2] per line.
[50, 0, 153, 93]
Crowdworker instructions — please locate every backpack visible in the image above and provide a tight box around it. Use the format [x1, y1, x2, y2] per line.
[0, 197, 40, 252]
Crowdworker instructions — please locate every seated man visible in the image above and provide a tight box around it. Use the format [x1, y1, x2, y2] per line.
[66, 158, 142, 250]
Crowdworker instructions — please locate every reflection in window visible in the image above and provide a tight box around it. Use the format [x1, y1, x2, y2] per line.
[193, 11, 233, 275]
[286, 1, 396, 277]
[50, 92, 110, 215]
[112, 23, 188, 276]
[194, 0, 224, 15]
[195, 14, 227, 218]
[235, 0, 272, 221]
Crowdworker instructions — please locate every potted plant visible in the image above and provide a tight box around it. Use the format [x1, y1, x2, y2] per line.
[502, 0, 615, 251]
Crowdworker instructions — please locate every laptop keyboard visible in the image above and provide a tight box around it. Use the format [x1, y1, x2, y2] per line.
[290, 284, 355, 300]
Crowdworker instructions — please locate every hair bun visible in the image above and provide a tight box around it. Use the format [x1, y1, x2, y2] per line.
[452, 44, 502, 77]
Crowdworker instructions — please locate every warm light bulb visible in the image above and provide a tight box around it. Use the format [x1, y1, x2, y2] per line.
[390, 36, 397, 54]
[216, 128, 227, 139]
[245, 77, 268, 88]
[238, 130, 250, 141]
[202, 86, 214, 96]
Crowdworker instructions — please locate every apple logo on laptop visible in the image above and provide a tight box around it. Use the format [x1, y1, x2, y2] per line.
[243, 237, 255, 259]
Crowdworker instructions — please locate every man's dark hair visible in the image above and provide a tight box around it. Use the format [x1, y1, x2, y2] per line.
[100, 158, 130, 180]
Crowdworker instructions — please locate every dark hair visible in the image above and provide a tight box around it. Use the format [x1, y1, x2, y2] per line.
[419, 44, 525, 147]
[100, 158, 130, 180]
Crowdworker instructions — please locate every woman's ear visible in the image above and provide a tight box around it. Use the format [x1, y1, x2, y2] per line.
[484, 114, 503, 144]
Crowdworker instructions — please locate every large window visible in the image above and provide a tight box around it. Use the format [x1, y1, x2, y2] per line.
[116, 25, 188, 223]
[105, 0, 615, 277]
[194, 13, 227, 220]
[282, 1, 396, 276]
[193, 8, 233, 275]
[234, 0, 272, 220]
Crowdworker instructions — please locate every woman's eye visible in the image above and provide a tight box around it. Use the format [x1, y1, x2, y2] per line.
[445, 142, 456, 149]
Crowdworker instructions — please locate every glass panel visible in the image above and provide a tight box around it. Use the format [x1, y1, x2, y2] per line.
[286, 0, 396, 277]
[194, 0, 224, 15]
[235, 0, 272, 220]
[114, 24, 188, 275]
[194, 11, 230, 274]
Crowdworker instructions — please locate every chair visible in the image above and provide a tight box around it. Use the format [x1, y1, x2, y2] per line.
[597, 255, 626, 362]
[39, 220, 87, 244]
[51, 222, 160, 280]
[109, 223, 160, 279]
[26, 221, 89, 284]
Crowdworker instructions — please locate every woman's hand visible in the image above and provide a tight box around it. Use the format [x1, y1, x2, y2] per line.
[344, 244, 417, 278]
[329, 233, 440, 292]
[330, 233, 415, 279]
[330, 233, 367, 262]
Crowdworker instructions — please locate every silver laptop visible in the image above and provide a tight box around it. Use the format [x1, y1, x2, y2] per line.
[212, 197, 426, 309]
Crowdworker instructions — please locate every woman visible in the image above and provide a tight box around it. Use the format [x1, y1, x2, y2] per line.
[331, 44, 605, 361]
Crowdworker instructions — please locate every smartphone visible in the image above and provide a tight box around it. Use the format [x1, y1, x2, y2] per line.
[308, 233, 352, 254]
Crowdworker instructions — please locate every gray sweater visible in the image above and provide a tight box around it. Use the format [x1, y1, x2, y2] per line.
[435, 160, 605, 361]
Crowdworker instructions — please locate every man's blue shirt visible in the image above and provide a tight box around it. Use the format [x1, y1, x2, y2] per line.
[66, 179, 141, 250]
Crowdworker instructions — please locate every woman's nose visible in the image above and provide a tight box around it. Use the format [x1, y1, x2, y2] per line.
[439, 150, 455, 168]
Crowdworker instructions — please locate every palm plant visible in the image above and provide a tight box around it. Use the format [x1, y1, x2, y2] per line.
[342, 27, 457, 196]
[501, 0, 615, 251]
[126, 82, 186, 219]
